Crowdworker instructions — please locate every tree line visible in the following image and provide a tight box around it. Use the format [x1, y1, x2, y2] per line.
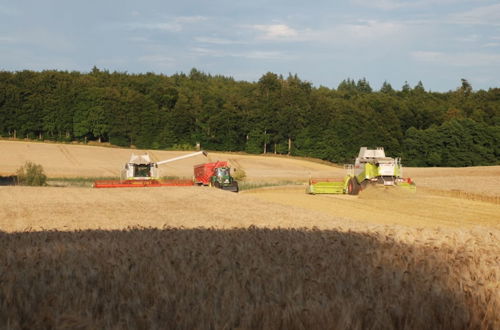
[0, 67, 498, 166]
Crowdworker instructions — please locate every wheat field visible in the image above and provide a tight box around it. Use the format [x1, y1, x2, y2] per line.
[1, 226, 498, 329]
[0, 140, 499, 329]
[1, 186, 499, 328]
[0, 140, 340, 182]
[2, 139, 499, 195]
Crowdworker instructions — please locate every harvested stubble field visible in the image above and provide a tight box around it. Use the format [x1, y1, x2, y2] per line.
[0, 140, 499, 329]
[0, 140, 339, 182]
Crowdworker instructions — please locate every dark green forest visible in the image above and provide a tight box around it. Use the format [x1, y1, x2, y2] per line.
[0, 68, 498, 166]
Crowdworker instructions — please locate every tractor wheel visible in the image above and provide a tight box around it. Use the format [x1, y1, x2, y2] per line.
[347, 178, 360, 195]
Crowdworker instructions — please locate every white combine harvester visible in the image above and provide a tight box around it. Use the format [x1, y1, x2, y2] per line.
[94, 150, 207, 188]
[307, 147, 416, 195]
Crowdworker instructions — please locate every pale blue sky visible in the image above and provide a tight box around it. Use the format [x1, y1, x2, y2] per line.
[1, 0, 499, 91]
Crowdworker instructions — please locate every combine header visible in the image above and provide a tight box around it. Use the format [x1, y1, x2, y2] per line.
[94, 151, 207, 188]
[93, 179, 194, 188]
[307, 147, 415, 195]
[307, 177, 349, 194]
[194, 161, 239, 192]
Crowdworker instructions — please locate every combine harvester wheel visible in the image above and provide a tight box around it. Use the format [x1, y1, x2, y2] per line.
[347, 177, 360, 195]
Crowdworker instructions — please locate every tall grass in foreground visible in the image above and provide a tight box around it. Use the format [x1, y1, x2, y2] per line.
[1, 227, 498, 329]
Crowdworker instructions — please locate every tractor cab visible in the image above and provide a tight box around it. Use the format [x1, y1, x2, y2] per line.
[215, 167, 230, 178]
[210, 165, 239, 192]
[214, 167, 231, 184]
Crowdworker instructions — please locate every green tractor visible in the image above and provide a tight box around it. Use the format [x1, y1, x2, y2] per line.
[307, 147, 416, 195]
[194, 161, 239, 192]
[211, 166, 239, 192]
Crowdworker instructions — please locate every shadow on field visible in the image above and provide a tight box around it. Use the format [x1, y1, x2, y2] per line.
[0, 175, 16, 186]
[0, 227, 496, 330]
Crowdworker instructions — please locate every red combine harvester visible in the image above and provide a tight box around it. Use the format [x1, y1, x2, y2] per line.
[194, 161, 239, 192]
[94, 151, 207, 188]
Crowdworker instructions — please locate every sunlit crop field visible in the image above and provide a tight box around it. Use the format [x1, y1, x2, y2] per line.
[1, 186, 499, 328]
[0, 140, 340, 182]
[0, 140, 499, 329]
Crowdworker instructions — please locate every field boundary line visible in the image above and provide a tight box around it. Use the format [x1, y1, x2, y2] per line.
[421, 187, 500, 205]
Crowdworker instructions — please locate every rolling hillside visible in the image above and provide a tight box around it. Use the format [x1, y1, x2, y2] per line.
[0, 140, 342, 182]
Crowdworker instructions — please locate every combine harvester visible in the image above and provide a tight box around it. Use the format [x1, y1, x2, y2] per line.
[194, 161, 239, 192]
[307, 147, 415, 195]
[94, 151, 207, 188]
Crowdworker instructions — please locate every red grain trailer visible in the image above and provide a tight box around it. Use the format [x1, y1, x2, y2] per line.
[194, 161, 228, 185]
[193, 161, 239, 192]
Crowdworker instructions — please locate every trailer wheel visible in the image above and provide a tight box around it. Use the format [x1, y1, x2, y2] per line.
[347, 178, 360, 195]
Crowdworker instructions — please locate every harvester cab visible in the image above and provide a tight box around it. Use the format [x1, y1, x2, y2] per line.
[121, 153, 158, 180]
[307, 147, 415, 195]
[353, 147, 401, 187]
